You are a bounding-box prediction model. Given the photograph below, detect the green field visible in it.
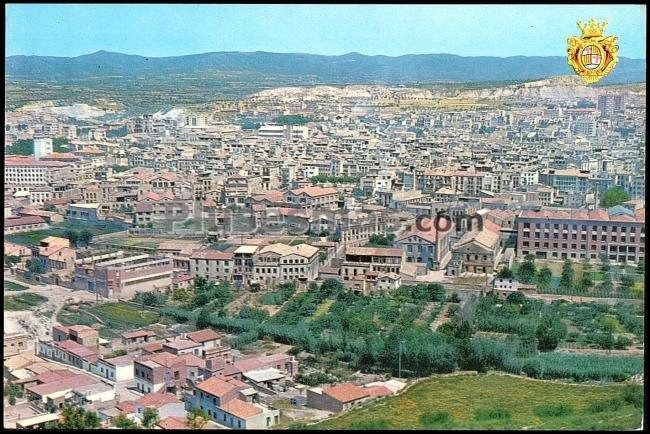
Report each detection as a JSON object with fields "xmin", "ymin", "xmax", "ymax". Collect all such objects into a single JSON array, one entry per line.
[
  {"xmin": 312, "ymin": 373, "xmax": 643, "ymax": 430},
  {"xmin": 57, "ymin": 301, "xmax": 160, "ymax": 339},
  {"xmin": 5, "ymin": 220, "xmax": 129, "ymax": 246},
  {"xmin": 5, "ymin": 293, "xmax": 47, "ymax": 310},
  {"xmin": 4, "ymin": 280, "xmax": 28, "ymax": 291}
]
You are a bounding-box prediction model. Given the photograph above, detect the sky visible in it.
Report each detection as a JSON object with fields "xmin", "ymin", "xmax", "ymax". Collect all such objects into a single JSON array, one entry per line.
[{"xmin": 5, "ymin": 4, "xmax": 647, "ymax": 59}]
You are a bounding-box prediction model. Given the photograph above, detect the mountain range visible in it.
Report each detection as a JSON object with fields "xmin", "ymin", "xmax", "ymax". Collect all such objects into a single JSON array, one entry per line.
[{"xmin": 5, "ymin": 50, "xmax": 646, "ymax": 84}]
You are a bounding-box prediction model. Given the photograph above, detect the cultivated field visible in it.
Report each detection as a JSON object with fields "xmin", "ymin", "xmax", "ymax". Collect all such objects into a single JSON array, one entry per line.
[{"xmin": 312, "ymin": 373, "xmax": 643, "ymax": 430}]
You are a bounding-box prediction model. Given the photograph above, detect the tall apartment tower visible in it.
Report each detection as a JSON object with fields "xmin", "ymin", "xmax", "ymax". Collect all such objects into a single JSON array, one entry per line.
[
  {"xmin": 33, "ymin": 137, "xmax": 53, "ymax": 160},
  {"xmin": 597, "ymin": 94, "xmax": 626, "ymax": 117}
]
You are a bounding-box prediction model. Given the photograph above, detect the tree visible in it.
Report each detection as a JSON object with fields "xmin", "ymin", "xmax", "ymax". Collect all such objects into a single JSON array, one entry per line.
[
  {"xmin": 4, "ymin": 254, "xmax": 21, "ymax": 267},
  {"xmin": 536, "ymin": 314, "xmax": 567, "ymax": 352},
  {"xmin": 619, "ymin": 274, "xmax": 635, "ymax": 292},
  {"xmin": 600, "ymin": 186, "xmax": 630, "ymax": 208},
  {"xmin": 195, "ymin": 307, "xmax": 213, "ymax": 329},
  {"xmin": 186, "ymin": 408, "xmax": 209, "ymax": 429},
  {"xmin": 560, "ymin": 260, "xmax": 574, "ymax": 289},
  {"xmin": 113, "ymin": 414, "xmax": 138, "ymax": 429},
  {"xmin": 57, "ymin": 405, "xmax": 101, "ymax": 429},
  {"xmin": 537, "ymin": 267, "xmax": 553, "ymax": 290},
  {"xmin": 496, "ymin": 267, "xmax": 514, "ymax": 279},
  {"xmin": 448, "ymin": 292, "xmax": 461, "ymax": 303},
  {"xmin": 141, "ymin": 408, "xmax": 159, "ymax": 428},
  {"xmin": 26, "ymin": 259, "xmax": 46, "ymax": 274},
  {"xmin": 64, "ymin": 229, "xmax": 80, "ymax": 247},
  {"xmin": 79, "ymin": 229, "xmax": 93, "ymax": 246},
  {"xmin": 580, "ymin": 274, "xmax": 594, "ymax": 289},
  {"xmin": 517, "ymin": 256, "xmax": 536, "ymax": 284},
  {"xmin": 599, "ymin": 253, "xmax": 610, "ymax": 273},
  {"xmin": 637, "ymin": 261, "xmax": 645, "ymax": 275}
]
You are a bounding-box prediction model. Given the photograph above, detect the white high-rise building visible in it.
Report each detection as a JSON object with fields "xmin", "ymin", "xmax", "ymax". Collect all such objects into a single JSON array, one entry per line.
[{"xmin": 33, "ymin": 138, "xmax": 53, "ymax": 160}]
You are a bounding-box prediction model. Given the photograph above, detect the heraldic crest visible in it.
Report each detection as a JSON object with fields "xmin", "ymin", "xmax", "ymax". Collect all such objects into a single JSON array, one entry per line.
[{"xmin": 567, "ymin": 19, "xmax": 619, "ymax": 84}]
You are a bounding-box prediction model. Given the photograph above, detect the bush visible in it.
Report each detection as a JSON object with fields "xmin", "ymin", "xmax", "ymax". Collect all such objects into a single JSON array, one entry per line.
[
  {"xmin": 350, "ymin": 419, "xmax": 390, "ymax": 430},
  {"xmin": 296, "ymin": 371, "xmax": 338, "ymax": 386},
  {"xmin": 534, "ymin": 404, "xmax": 573, "ymax": 418},
  {"xmin": 621, "ymin": 385, "xmax": 644, "ymax": 408},
  {"xmin": 420, "ymin": 411, "xmax": 452, "ymax": 426},
  {"xmin": 474, "ymin": 407, "xmax": 511, "ymax": 421},
  {"xmin": 589, "ymin": 397, "xmax": 624, "ymax": 413}
]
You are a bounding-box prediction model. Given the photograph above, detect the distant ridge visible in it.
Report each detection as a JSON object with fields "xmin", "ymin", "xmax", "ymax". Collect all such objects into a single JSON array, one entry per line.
[{"xmin": 5, "ymin": 50, "xmax": 646, "ymax": 84}]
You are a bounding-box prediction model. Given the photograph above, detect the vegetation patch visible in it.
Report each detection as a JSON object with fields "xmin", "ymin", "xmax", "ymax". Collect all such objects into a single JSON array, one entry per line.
[
  {"xmin": 4, "ymin": 292, "xmax": 47, "ymax": 310},
  {"xmin": 4, "ymin": 280, "xmax": 28, "ymax": 291},
  {"xmin": 312, "ymin": 373, "xmax": 643, "ymax": 430}
]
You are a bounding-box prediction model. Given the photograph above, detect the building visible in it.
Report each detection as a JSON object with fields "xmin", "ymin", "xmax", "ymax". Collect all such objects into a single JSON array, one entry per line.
[
  {"xmin": 67, "ymin": 203, "xmax": 103, "ymax": 221},
  {"xmin": 447, "ymin": 228, "xmax": 503, "ymax": 276},
  {"xmin": 252, "ymin": 243, "xmax": 320, "ymax": 286},
  {"xmin": 515, "ymin": 207, "xmax": 645, "ymax": 263},
  {"xmin": 340, "ymin": 247, "xmax": 404, "ymax": 281},
  {"xmin": 284, "ymin": 186, "xmax": 338, "ymax": 209},
  {"xmin": 134, "ymin": 352, "xmax": 187, "ymax": 394},
  {"xmin": 73, "ymin": 254, "xmax": 174, "ymax": 298},
  {"xmin": 92, "ymin": 354, "xmax": 135, "ymax": 382},
  {"xmin": 189, "ymin": 249, "xmax": 234, "ymax": 282},
  {"xmin": 306, "ymin": 382, "xmax": 371, "ymax": 413},
  {"xmin": 4, "ymin": 333, "xmax": 30, "ymax": 358},
  {"xmin": 187, "ymin": 375, "xmax": 280, "ymax": 429},
  {"xmin": 34, "ymin": 138, "xmax": 53, "ymax": 160},
  {"xmin": 493, "ymin": 277, "xmax": 519, "ymax": 299},
  {"xmin": 4, "ymin": 215, "xmax": 48, "ymax": 234},
  {"xmin": 4, "ymin": 156, "xmax": 73, "ymax": 186},
  {"xmin": 395, "ymin": 227, "xmax": 451, "ymax": 271}
]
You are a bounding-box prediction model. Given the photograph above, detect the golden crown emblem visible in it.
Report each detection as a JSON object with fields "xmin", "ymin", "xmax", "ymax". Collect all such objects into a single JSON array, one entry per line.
[
  {"xmin": 577, "ymin": 19, "xmax": 607, "ymax": 38},
  {"xmin": 567, "ymin": 18, "xmax": 619, "ymax": 84}
]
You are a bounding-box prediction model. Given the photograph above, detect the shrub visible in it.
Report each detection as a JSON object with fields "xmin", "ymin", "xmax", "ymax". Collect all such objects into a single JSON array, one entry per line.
[
  {"xmin": 296, "ymin": 372, "xmax": 338, "ymax": 387},
  {"xmin": 474, "ymin": 407, "xmax": 511, "ymax": 421},
  {"xmin": 589, "ymin": 397, "xmax": 624, "ymax": 413},
  {"xmin": 534, "ymin": 404, "xmax": 573, "ymax": 418},
  {"xmin": 621, "ymin": 385, "xmax": 644, "ymax": 408},
  {"xmin": 420, "ymin": 411, "xmax": 452, "ymax": 426}
]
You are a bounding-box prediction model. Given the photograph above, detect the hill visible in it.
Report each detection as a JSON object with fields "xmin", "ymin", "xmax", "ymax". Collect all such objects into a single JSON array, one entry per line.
[{"xmin": 6, "ymin": 50, "xmax": 646, "ymax": 84}]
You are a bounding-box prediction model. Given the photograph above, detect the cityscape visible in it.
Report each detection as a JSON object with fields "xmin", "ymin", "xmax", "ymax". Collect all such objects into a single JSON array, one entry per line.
[{"xmin": 3, "ymin": 4, "xmax": 645, "ymax": 430}]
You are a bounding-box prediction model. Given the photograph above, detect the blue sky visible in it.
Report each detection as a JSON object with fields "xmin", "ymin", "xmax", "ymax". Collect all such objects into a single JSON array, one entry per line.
[{"xmin": 5, "ymin": 4, "xmax": 646, "ymax": 58}]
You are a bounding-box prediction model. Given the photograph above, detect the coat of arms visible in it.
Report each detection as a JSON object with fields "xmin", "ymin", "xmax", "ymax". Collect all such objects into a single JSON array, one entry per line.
[{"xmin": 567, "ymin": 19, "xmax": 619, "ymax": 84}]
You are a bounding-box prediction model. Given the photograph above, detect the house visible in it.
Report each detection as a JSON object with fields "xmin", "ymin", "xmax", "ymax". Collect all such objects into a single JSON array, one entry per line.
[
  {"xmin": 340, "ymin": 247, "xmax": 404, "ymax": 282},
  {"xmin": 306, "ymin": 382, "xmax": 371, "ymax": 413},
  {"xmin": 25, "ymin": 372, "xmax": 108, "ymax": 410},
  {"xmin": 4, "ymin": 333, "xmax": 30, "ymax": 358},
  {"xmin": 493, "ymin": 277, "xmax": 519, "ymax": 300},
  {"xmin": 33, "ymin": 236, "xmax": 76, "ymax": 272},
  {"xmin": 447, "ymin": 228, "xmax": 502, "ymax": 276},
  {"xmin": 186, "ymin": 328, "xmax": 225, "ymax": 357},
  {"xmin": 92, "ymin": 354, "xmax": 135, "ymax": 382},
  {"xmin": 52, "ymin": 325, "xmax": 99, "ymax": 347},
  {"xmin": 395, "ymin": 226, "xmax": 452, "ymax": 271},
  {"xmin": 121, "ymin": 329, "xmax": 157, "ymax": 347},
  {"xmin": 162, "ymin": 338, "xmax": 203, "ymax": 356},
  {"xmin": 133, "ymin": 352, "xmax": 187, "ymax": 394},
  {"xmin": 187, "ymin": 376, "xmax": 279, "ymax": 429},
  {"xmin": 133, "ymin": 393, "xmax": 186, "ymax": 424}
]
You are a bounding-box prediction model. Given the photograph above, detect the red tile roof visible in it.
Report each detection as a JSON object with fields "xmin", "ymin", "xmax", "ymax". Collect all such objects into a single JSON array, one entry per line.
[
  {"xmin": 4, "ymin": 215, "xmax": 47, "ymax": 228},
  {"xmin": 221, "ymin": 399, "xmax": 263, "ymax": 419},
  {"xmin": 322, "ymin": 382, "xmax": 370, "ymax": 403},
  {"xmin": 157, "ymin": 416, "xmax": 189, "ymax": 429},
  {"xmin": 186, "ymin": 328, "xmax": 221, "ymax": 343},
  {"xmin": 196, "ymin": 376, "xmax": 244, "ymax": 398},
  {"xmin": 364, "ymin": 385, "xmax": 393, "ymax": 398},
  {"xmin": 190, "ymin": 249, "xmax": 234, "ymax": 260},
  {"xmin": 136, "ymin": 392, "xmax": 180, "ymax": 408}
]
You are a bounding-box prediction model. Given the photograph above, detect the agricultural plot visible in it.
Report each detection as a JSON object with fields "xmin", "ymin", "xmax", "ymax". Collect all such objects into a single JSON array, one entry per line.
[
  {"xmin": 57, "ymin": 301, "xmax": 160, "ymax": 339},
  {"xmin": 5, "ymin": 220, "xmax": 128, "ymax": 246},
  {"xmin": 4, "ymin": 280, "xmax": 28, "ymax": 291},
  {"xmin": 312, "ymin": 373, "xmax": 643, "ymax": 430},
  {"xmin": 4, "ymin": 293, "xmax": 47, "ymax": 310}
]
